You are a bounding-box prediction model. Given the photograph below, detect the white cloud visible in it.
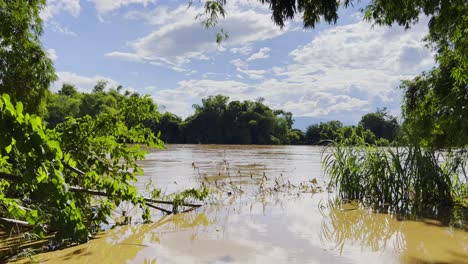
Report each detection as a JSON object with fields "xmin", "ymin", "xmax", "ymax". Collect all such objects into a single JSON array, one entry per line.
[
  {"xmin": 47, "ymin": 21, "xmax": 78, "ymax": 37},
  {"xmin": 108, "ymin": 3, "xmax": 285, "ymax": 69},
  {"xmin": 89, "ymin": 0, "xmax": 157, "ymax": 15},
  {"xmin": 53, "ymin": 72, "xmax": 119, "ymax": 93},
  {"xmin": 41, "ymin": 0, "xmax": 157, "ymax": 21},
  {"xmin": 41, "ymin": 0, "xmax": 81, "ymax": 21},
  {"xmin": 147, "ymin": 18, "xmax": 433, "ymax": 123},
  {"xmin": 230, "ymin": 45, "xmax": 253, "ymax": 55},
  {"xmin": 247, "ymin": 47, "xmax": 271, "ymax": 61},
  {"xmin": 47, "ymin": 49, "xmax": 58, "ymax": 61},
  {"xmin": 43, "ymin": 2, "xmax": 434, "ymax": 124},
  {"xmin": 230, "ymin": 59, "xmax": 266, "ymax": 80},
  {"xmin": 289, "ymin": 21, "xmax": 431, "ymax": 75}
]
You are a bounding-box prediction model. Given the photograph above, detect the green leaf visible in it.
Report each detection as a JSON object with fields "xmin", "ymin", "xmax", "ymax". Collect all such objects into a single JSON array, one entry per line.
[{"xmin": 37, "ymin": 167, "xmax": 48, "ymax": 183}]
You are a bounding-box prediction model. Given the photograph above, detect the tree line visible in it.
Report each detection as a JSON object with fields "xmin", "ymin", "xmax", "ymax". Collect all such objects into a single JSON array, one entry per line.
[{"xmin": 45, "ymin": 83, "xmax": 401, "ymax": 146}]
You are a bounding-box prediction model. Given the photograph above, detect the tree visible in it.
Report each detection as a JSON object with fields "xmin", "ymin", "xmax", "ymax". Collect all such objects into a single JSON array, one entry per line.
[
  {"xmin": 151, "ymin": 112, "xmax": 183, "ymax": 143},
  {"xmin": 304, "ymin": 120, "xmax": 343, "ymax": 145},
  {"xmin": 93, "ymin": 80, "xmax": 108, "ymax": 93},
  {"xmin": 202, "ymin": 1, "xmax": 466, "ymax": 32},
  {"xmin": 359, "ymin": 108, "xmax": 399, "ymax": 142},
  {"xmin": 399, "ymin": 3, "xmax": 468, "ymax": 148},
  {"xmin": 180, "ymin": 95, "xmax": 297, "ymax": 144},
  {"xmin": 0, "ymin": 0, "xmax": 56, "ymax": 115},
  {"xmin": 202, "ymin": 1, "xmax": 467, "ymax": 149},
  {"xmin": 0, "ymin": 92, "xmax": 210, "ymax": 250},
  {"xmin": 401, "ymin": 61, "xmax": 468, "ymax": 148},
  {"xmin": 45, "ymin": 92, "xmax": 81, "ymax": 128},
  {"xmin": 58, "ymin": 83, "xmax": 79, "ymax": 97}
]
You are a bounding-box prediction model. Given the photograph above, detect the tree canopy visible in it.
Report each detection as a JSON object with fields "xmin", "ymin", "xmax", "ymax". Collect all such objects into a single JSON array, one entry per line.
[
  {"xmin": 399, "ymin": 2, "xmax": 467, "ymax": 148},
  {"xmin": 0, "ymin": 0, "xmax": 56, "ymax": 115},
  {"xmin": 359, "ymin": 108, "xmax": 399, "ymax": 142}
]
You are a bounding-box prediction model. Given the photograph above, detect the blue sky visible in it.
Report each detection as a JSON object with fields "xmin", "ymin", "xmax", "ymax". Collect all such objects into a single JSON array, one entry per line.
[{"xmin": 41, "ymin": 0, "xmax": 434, "ymax": 130}]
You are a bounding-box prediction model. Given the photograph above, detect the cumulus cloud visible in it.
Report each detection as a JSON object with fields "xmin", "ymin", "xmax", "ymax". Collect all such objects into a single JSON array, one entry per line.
[
  {"xmin": 41, "ymin": 0, "xmax": 81, "ymax": 21},
  {"xmin": 149, "ymin": 18, "xmax": 433, "ymax": 123},
  {"xmin": 289, "ymin": 20, "xmax": 432, "ymax": 76},
  {"xmin": 230, "ymin": 45, "xmax": 254, "ymax": 55},
  {"xmin": 108, "ymin": 3, "xmax": 285, "ymax": 69},
  {"xmin": 282, "ymin": 18, "xmax": 433, "ymax": 102},
  {"xmin": 247, "ymin": 47, "xmax": 271, "ymax": 61},
  {"xmin": 43, "ymin": 1, "xmax": 434, "ymax": 124},
  {"xmin": 89, "ymin": 0, "xmax": 156, "ymax": 19},
  {"xmin": 41, "ymin": 0, "xmax": 158, "ymax": 21},
  {"xmin": 230, "ymin": 59, "xmax": 267, "ymax": 80}
]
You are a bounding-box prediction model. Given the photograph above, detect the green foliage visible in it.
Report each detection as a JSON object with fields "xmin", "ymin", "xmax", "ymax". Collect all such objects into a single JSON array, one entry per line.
[
  {"xmin": 359, "ymin": 108, "xmax": 399, "ymax": 142},
  {"xmin": 323, "ymin": 132, "xmax": 468, "ymax": 219},
  {"xmin": 165, "ymin": 187, "xmax": 209, "ymax": 213},
  {"xmin": 199, "ymin": 1, "xmax": 464, "ymax": 33},
  {"xmin": 156, "ymin": 95, "xmax": 297, "ymax": 145},
  {"xmin": 152, "ymin": 112, "xmax": 183, "ymax": 143},
  {"xmin": 146, "ymin": 95, "xmax": 399, "ymax": 146},
  {"xmin": 397, "ymin": 2, "xmax": 467, "ymax": 148},
  {"xmin": 304, "ymin": 121, "xmax": 382, "ymax": 145},
  {"xmin": 44, "ymin": 82, "xmax": 148, "ymax": 129},
  {"xmin": 401, "ymin": 60, "xmax": 468, "ymax": 148},
  {"xmin": 305, "ymin": 120, "xmax": 343, "ymax": 145},
  {"xmin": 58, "ymin": 84, "xmax": 79, "ymax": 97},
  {"xmin": 0, "ymin": 0, "xmax": 56, "ymax": 115},
  {"xmin": 45, "ymin": 92, "xmax": 81, "ymax": 128},
  {"xmin": 0, "ymin": 93, "xmax": 164, "ymax": 243}
]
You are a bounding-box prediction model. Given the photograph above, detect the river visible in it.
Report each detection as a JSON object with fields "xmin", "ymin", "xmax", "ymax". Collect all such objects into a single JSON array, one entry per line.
[{"xmin": 19, "ymin": 145, "xmax": 468, "ymax": 263}]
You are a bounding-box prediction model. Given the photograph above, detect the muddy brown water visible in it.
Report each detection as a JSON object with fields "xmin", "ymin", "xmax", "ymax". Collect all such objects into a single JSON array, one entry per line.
[{"xmin": 16, "ymin": 145, "xmax": 468, "ymax": 263}]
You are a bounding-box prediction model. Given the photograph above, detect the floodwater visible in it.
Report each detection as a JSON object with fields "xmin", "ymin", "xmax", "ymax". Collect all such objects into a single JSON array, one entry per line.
[{"xmin": 18, "ymin": 145, "xmax": 468, "ymax": 263}]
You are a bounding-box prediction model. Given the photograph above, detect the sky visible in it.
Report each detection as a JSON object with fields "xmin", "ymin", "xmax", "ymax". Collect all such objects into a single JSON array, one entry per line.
[{"xmin": 41, "ymin": 0, "xmax": 434, "ymax": 130}]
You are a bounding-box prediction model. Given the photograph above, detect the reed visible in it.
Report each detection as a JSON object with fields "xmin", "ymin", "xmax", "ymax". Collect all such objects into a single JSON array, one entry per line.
[{"xmin": 323, "ymin": 133, "xmax": 468, "ymax": 221}]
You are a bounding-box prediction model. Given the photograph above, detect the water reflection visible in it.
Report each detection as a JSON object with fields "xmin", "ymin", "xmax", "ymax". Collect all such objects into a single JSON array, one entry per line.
[
  {"xmin": 321, "ymin": 204, "xmax": 405, "ymax": 254},
  {"xmin": 320, "ymin": 203, "xmax": 468, "ymax": 264}
]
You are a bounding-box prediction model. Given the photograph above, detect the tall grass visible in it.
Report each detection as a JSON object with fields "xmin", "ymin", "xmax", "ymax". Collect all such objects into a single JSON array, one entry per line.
[{"xmin": 323, "ymin": 134, "xmax": 468, "ymax": 221}]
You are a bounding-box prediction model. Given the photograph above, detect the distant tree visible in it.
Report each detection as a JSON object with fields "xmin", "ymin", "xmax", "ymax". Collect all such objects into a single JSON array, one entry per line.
[
  {"xmin": 304, "ymin": 120, "xmax": 343, "ymax": 145},
  {"xmin": 93, "ymin": 80, "xmax": 108, "ymax": 93},
  {"xmin": 58, "ymin": 83, "xmax": 79, "ymax": 97},
  {"xmin": 182, "ymin": 95, "xmax": 296, "ymax": 144},
  {"xmin": 288, "ymin": 129, "xmax": 305, "ymax": 145},
  {"xmin": 305, "ymin": 124, "xmax": 321, "ymax": 145},
  {"xmin": 45, "ymin": 93, "xmax": 81, "ymax": 128},
  {"xmin": 359, "ymin": 108, "xmax": 399, "ymax": 142},
  {"xmin": 152, "ymin": 112, "xmax": 183, "ymax": 143}
]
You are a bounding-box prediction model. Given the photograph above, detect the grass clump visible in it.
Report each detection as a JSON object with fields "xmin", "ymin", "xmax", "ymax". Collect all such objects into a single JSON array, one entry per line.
[{"xmin": 323, "ymin": 130, "xmax": 468, "ymax": 222}]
